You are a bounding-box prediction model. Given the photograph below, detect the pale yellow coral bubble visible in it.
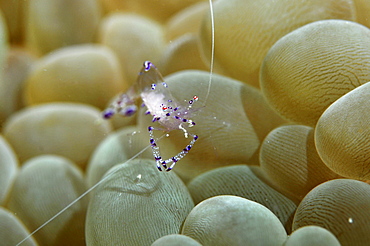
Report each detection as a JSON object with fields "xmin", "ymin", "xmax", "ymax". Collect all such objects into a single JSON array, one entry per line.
[
  {"xmin": 0, "ymin": 9, "xmax": 8, "ymax": 76},
  {"xmin": 86, "ymin": 159, "xmax": 194, "ymax": 246},
  {"xmin": 0, "ymin": 0, "xmax": 25, "ymax": 43},
  {"xmin": 200, "ymin": 0, "xmax": 356, "ymax": 87},
  {"xmin": 7, "ymin": 155, "xmax": 88, "ymax": 246},
  {"xmin": 260, "ymin": 125, "xmax": 341, "ymax": 202},
  {"xmin": 353, "ymin": 0, "xmax": 370, "ymax": 28},
  {"xmin": 0, "ymin": 48, "xmax": 35, "ymax": 125},
  {"xmin": 261, "ymin": 20, "xmax": 370, "ymax": 126},
  {"xmin": 100, "ymin": 0, "xmax": 205, "ymax": 23},
  {"xmin": 165, "ymin": 2, "xmax": 208, "ymax": 41},
  {"xmin": 25, "ymin": 0, "xmax": 101, "ymax": 55},
  {"xmin": 86, "ymin": 125, "xmax": 149, "ymax": 187},
  {"xmin": 187, "ymin": 165, "xmax": 297, "ymax": 232},
  {"xmin": 160, "ymin": 34, "xmax": 209, "ymax": 76},
  {"xmin": 99, "ymin": 13, "xmax": 165, "ymax": 84},
  {"xmin": 3, "ymin": 103, "xmax": 112, "ymax": 168},
  {"xmin": 285, "ymin": 226, "xmax": 340, "ymax": 246},
  {"xmin": 315, "ymin": 82, "xmax": 370, "ymax": 180},
  {"xmin": 24, "ymin": 44, "xmax": 126, "ymax": 109},
  {"xmin": 0, "ymin": 207, "xmax": 37, "ymax": 246},
  {"xmin": 293, "ymin": 179, "xmax": 370, "ymax": 246},
  {"xmin": 0, "ymin": 134, "xmax": 18, "ymax": 205},
  {"xmin": 182, "ymin": 195, "xmax": 287, "ymax": 246},
  {"xmin": 151, "ymin": 234, "xmax": 202, "ymax": 246}
]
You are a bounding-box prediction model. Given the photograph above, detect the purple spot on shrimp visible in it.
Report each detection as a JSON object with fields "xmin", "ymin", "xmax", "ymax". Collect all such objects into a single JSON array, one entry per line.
[
  {"xmin": 102, "ymin": 109, "xmax": 115, "ymax": 119},
  {"xmin": 144, "ymin": 61, "xmax": 152, "ymax": 71},
  {"xmin": 194, "ymin": 135, "xmax": 199, "ymax": 140}
]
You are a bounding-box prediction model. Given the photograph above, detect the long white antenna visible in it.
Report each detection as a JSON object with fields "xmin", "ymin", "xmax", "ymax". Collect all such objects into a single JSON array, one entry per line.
[
  {"xmin": 204, "ymin": 0, "xmax": 215, "ymax": 104},
  {"xmin": 16, "ymin": 144, "xmax": 151, "ymax": 246},
  {"xmin": 16, "ymin": 2, "xmax": 216, "ymax": 245}
]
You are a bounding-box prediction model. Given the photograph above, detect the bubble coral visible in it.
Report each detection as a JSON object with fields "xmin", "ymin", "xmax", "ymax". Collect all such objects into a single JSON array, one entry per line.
[
  {"xmin": 0, "ymin": 207, "xmax": 37, "ymax": 246},
  {"xmin": 86, "ymin": 126, "xmax": 148, "ymax": 187},
  {"xmin": 260, "ymin": 19, "xmax": 370, "ymax": 126},
  {"xmin": 7, "ymin": 155, "xmax": 88, "ymax": 246},
  {"xmin": 3, "ymin": 103, "xmax": 112, "ymax": 168},
  {"xmin": 259, "ymin": 125, "xmax": 341, "ymax": 202},
  {"xmin": 0, "ymin": 48, "xmax": 35, "ymax": 124},
  {"xmin": 187, "ymin": 165, "xmax": 297, "ymax": 232},
  {"xmin": 24, "ymin": 44, "xmax": 126, "ymax": 109},
  {"xmin": 200, "ymin": 0, "xmax": 356, "ymax": 87},
  {"xmin": 0, "ymin": 135, "xmax": 18, "ymax": 205},
  {"xmin": 100, "ymin": 0, "xmax": 204, "ymax": 23},
  {"xmin": 315, "ymin": 81, "xmax": 370, "ymax": 180},
  {"xmin": 151, "ymin": 234, "xmax": 202, "ymax": 246},
  {"xmin": 86, "ymin": 159, "xmax": 194, "ymax": 246},
  {"xmin": 99, "ymin": 13, "xmax": 165, "ymax": 84},
  {"xmin": 182, "ymin": 195, "xmax": 287, "ymax": 246},
  {"xmin": 293, "ymin": 179, "xmax": 370, "ymax": 246},
  {"xmin": 284, "ymin": 225, "xmax": 340, "ymax": 246},
  {"xmin": 25, "ymin": 0, "xmax": 101, "ymax": 55}
]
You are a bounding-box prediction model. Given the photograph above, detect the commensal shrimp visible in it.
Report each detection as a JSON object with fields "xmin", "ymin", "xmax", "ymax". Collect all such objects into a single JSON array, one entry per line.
[
  {"xmin": 15, "ymin": 1, "xmax": 215, "ymax": 245},
  {"xmin": 102, "ymin": 61, "xmax": 200, "ymax": 171}
]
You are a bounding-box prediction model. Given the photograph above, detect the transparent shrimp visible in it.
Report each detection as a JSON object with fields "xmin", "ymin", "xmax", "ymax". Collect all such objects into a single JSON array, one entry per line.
[
  {"xmin": 15, "ymin": 0, "xmax": 215, "ymax": 244},
  {"xmin": 103, "ymin": 61, "xmax": 200, "ymax": 171}
]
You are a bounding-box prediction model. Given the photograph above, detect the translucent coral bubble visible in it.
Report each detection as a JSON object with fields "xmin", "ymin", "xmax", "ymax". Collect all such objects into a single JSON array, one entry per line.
[
  {"xmin": 260, "ymin": 125, "xmax": 341, "ymax": 202},
  {"xmin": 0, "ymin": 134, "xmax": 18, "ymax": 205},
  {"xmin": 187, "ymin": 165, "xmax": 297, "ymax": 232},
  {"xmin": 23, "ymin": 44, "xmax": 126, "ymax": 109},
  {"xmin": 285, "ymin": 226, "xmax": 340, "ymax": 246},
  {"xmin": 353, "ymin": 0, "xmax": 370, "ymax": 28},
  {"xmin": 200, "ymin": 0, "xmax": 355, "ymax": 87},
  {"xmin": 7, "ymin": 155, "xmax": 88, "ymax": 246},
  {"xmin": 86, "ymin": 126, "xmax": 149, "ymax": 187},
  {"xmin": 0, "ymin": 0, "xmax": 25, "ymax": 43},
  {"xmin": 260, "ymin": 19, "xmax": 370, "ymax": 126},
  {"xmin": 315, "ymin": 82, "xmax": 370, "ymax": 180},
  {"xmin": 0, "ymin": 207, "xmax": 37, "ymax": 246},
  {"xmin": 3, "ymin": 103, "xmax": 112, "ymax": 168},
  {"xmin": 25, "ymin": 0, "xmax": 101, "ymax": 55},
  {"xmin": 182, "ymin": 195, "xmax": 287, "ymax": 246},
  {"xmin": 0, "ymin": 9, "xmax": 8, "ymax": 77},
  {"xmin": 151, "ymin": 234, "xmax": 202, "ymax": 246},
  {"xmin": 137, "ymin": 70, "xmax": 285, "ymax": 181},
  {"xmin": 100, "ymin": 0, "xmax": 204, "ymax": 23},
  {"xmin": 0, "ymin": 48, "xmax": 35, "ymax": 124},
  {"xmin": 99, "ymin": 13, "xmax": 165, "ymax": 85},
  {"xmin": 160, "ymin": 34, "xmax": 209, "ymax": 76},
  {"xmin": 293, "ymin": 179, "xmax": 370, "ymax": 246},
  {"xmin": 165, "ymin": 2, "xmax": 208, "ymax": 41},
  {"xmin": 85, "ymin": 159, "xmax": 194, "ymax": 246}
]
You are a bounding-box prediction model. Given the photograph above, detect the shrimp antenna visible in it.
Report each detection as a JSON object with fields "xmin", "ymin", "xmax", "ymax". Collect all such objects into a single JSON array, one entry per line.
[
  {"xmin": 204, "ymin": 0, "xmax": 215, "ymax": 105},
  {"xmin": 15, "ymin": 143, "xmax": 153, "ymax": 246}
]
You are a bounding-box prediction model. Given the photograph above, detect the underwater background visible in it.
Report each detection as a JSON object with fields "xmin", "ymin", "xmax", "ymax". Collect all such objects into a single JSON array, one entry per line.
[{"xmin": 0, "ymin": 0, "xmax": 369, "ymax": 245}]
